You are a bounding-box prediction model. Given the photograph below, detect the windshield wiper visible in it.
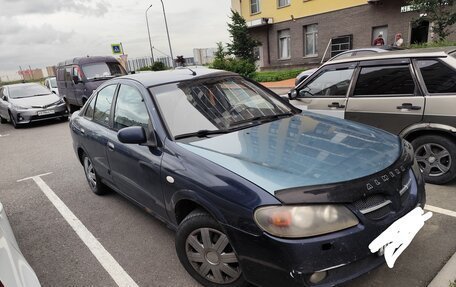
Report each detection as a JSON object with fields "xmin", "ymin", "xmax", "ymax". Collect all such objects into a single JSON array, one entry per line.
[
  {"xmin": 175, "ymin": 129, "xmax": 232, "ymax": 140},
  {"xmin": 90, "ymin": 76, "xmax": 114, "ymax": 80},
  {"xmin": 229, "ymin": 112, "xmax": 294, "ymax": 127}
]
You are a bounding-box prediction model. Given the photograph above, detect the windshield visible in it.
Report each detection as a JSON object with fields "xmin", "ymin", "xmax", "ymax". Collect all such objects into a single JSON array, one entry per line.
[
  {"xmin": 9, "ymin": 84, "xmax": 51, "ymax": 99},
  {"xmin": 151, "ymin": 77, "xmax": 293, "ymax": 138},
  {"xmin": 49, "ymin": 78, "xmax": 57, "ymax": 88},
  {"xmin": 82, "ymin": 62, "xmax": 126, "ymax": 80}
]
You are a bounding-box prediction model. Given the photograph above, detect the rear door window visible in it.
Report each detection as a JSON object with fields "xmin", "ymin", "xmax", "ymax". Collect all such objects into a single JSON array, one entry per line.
[
  {"xmin": 84, "ymin": 96, "xmax": 96, "ymax": 119},
  {"xmin": 93, "ymin": 85, "xmax": 117, "ymax": 126},
  {"xmin": 416, "ymin": 59, "xmax": 456, "ymax": 94},
  {"xmin": 353, "ymin": 65, "xmax": 415, "ymax": 96}
]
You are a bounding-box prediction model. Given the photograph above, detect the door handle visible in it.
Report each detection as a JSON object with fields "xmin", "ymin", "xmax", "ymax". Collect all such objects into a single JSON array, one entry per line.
[
  {"xmin": 396, "ymin": 103, "xmax": 421, "ymax": 110},
  {"xmin": 327, "ymin": 102, "xmax": 346, "ymax": 109},
  {"xmin": 107, "ymin": 142, "xmax": 115, "ymax": 151}
]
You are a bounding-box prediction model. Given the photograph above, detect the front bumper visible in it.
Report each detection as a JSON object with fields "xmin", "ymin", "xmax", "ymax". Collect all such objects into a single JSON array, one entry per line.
[
  {"xmin": 225, "ymin": 168, "xmax": 425, "ymax": 287},
  {"xmin": 12, "ymin": 103, "xmax": 68, "ymax": 124}
]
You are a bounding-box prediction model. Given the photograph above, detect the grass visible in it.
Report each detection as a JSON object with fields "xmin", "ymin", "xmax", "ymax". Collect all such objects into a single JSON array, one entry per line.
[
  {"xmin": 450, "ymin": 279, "xmax": 456, "ymax": 287},
  {"xmin": 251, "ymin": 69, "xmax": 303, "ymax": 82}
]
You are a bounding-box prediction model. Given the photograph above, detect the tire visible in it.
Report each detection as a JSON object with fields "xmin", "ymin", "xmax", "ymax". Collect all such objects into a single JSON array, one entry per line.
[
  {"xmin": 8, "ymin": 111, "xmax": 18, "ymax": 129},
  {"xmin": 0, "ymin": 115, "xmax": 6, "ymax": 124},
  {"xmin": 60, "ymin": 116, "xmax": 69, "ymax": 122},
  {"xmin": 175, "ymin": 210, "xmax": 247, "ymax": 287},
  {"xmin": 411, "ymin": 135, "xmax": 456, "ymax": 184},
  {"xmin": 82, "ymin": 153, "xmax": 108, "ymax": 195}
]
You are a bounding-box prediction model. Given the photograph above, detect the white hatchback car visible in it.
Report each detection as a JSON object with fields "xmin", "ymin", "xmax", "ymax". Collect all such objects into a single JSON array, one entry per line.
[{"xmin": 0, "ymin": 201, "xmax": 40, "ymax": 287}]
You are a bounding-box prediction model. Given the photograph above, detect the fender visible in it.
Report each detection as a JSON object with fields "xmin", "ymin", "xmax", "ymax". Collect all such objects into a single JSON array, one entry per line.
[
  {"xmin": 170, "ymin": 189, "xmax": 229, "ymax": 226},
  {"xmin": 400, "ymin": 123, "xmax": 456, "ymax": 139}
]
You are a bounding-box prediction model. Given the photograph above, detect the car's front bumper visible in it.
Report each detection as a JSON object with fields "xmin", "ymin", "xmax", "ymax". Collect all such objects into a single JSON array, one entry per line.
[
  {"xmin": 225, "ymin": 168, "xmax": 426, "ymax": 287},
  {"xmin": 12, "ymin": 103, "xmax": 68, "ymax": 124}
]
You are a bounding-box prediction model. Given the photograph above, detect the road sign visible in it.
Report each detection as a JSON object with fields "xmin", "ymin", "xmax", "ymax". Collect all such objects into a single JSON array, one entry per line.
[{"xmin": 111, "ymin": 43, "xmax": 122, "ymax": 55}]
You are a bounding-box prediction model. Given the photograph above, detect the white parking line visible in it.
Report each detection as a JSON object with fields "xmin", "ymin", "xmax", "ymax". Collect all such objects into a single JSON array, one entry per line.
[
  {"xmin": 0, "ymin": 134, "xmax": 10, "ymax": 137},
  {"xmin": 17, "ymin": 172, "xmax": 138, "ymax": 287},
  {"xmin": 425, "ymin": 205, "xmax": 456, "ymax": 218}
]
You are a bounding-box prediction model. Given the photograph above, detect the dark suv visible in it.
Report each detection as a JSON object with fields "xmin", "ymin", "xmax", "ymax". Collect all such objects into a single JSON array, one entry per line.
[
  {"xmin": 56, "ymin": 56, "xmax": 127, "ymax": 112},
  {"xmin": 289, "ymin": 47, "xmax": 456, "ymax": 184}
]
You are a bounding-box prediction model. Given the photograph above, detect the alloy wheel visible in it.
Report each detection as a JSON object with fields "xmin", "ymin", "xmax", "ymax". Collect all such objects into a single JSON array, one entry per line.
[
  {"xmin": 415, "ymin": 143, "xmax": 451, "ymax": 177},
  {"xmin": 83, "ymin": 157, "xmax": 97, "ymax": 189},
  {"xmin": 185, "ymin": 227, "xmax": 241, "ymax": 284}
]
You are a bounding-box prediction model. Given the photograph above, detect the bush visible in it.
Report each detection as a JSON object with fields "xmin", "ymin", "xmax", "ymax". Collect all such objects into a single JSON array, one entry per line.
[
  {"xmin": 137, "ymin": 61, "xmax": 167, "ymax": 72},
  {"xmin": 211, "ymin": 58, "xmax": 256, "ymax": 78},
  {"xmin": 251, "ymin": 69, "xmax": 303, "ymax": 82}
]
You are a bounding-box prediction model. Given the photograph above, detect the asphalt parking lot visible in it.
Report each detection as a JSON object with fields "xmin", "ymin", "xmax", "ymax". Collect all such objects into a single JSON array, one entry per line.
[{"xmin": 0, "ymin": 120, "xmax": 455, "ymax": 287}]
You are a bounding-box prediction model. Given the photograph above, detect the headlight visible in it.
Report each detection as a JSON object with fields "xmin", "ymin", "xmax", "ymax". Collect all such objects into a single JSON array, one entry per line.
[{"xmin": 254, "ymin": 205, "xmax": 359, "ymax": 238}]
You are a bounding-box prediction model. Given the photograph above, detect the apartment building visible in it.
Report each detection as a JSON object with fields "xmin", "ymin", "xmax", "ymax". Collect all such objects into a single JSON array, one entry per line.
[{"xmin": 231, "ymin": 0, "xmax": 454, "ymax": 69}]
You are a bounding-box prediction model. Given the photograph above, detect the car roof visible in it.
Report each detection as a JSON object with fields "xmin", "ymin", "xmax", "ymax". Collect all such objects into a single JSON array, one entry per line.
[
  {"xmin": 3, "ymin": 82, "xmax": 42, "ymax": 88},
  {"xmin": 57, "ymin": 56, "xmax": 119, "ymax": 67},
  {"xmin": 326, "ymin": 46, "xmax": 456, "ymax": 66},
  {"xmin": 117, "ymin": 67, "xmax": 239, "ymax": 87}
]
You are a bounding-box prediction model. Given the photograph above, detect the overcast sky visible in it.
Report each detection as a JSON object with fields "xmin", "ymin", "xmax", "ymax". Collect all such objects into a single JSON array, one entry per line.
[{"xmin": 0, "ymin": 0, "xmax": 232, "ymax": 80}]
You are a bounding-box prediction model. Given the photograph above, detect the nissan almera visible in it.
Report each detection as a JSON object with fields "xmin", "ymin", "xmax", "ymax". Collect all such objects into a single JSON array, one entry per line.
[{"xmin": 69, "ymin": 68, "xmax": 429, "ymax": 287}]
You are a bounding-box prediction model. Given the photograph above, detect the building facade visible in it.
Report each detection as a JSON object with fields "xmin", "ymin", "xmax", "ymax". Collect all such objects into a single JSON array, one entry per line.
[{"xmin": 231, "ymin": 0, "xmax": 455, "ymax": 69}]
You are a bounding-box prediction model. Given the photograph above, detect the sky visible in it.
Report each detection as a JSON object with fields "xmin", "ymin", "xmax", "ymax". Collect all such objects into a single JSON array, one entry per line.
[{"xmin": 0, "ymin": 0, "xmax": 232, "ymax": 80}]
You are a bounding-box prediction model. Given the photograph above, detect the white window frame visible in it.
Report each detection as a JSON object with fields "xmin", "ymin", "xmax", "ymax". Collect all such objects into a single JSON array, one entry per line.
[
  {"xmin": 278, "ymin": 0, "xmax": 290, "ymax": 8},
  {"xmin": 250, "ymin": 0, "xmax": 260, "ymax": 14},
  {"xmin": 278, "ymin": 29, "xmax": 291, "ymax": 60},
  {"xmin": 304, "ymin": 24, "xmax": 318, "ymax": 57}
]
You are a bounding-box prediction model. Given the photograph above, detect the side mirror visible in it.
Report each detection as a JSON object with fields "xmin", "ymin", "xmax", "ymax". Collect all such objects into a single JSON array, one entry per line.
[
  {"xmin": 288, "ymin": 89, "xmax": 298, "ymax": 100},
  {"xmin": 117, "ymin": 126, "xmax": 157, "ymax": 147},
  {"xmin": 72, "ymin": 76, "xmax": 81, "ymax": 84},
  {"xmin": 118, "ymin": 126, "xmax": 147, "ymax": 144},
  {"xmin": 280, "ymin": 95, "xmax": 290, "ymax": 103},
  {"xmin": 1, "ymin": 95, "xmax": 7, "ymax": 101}
]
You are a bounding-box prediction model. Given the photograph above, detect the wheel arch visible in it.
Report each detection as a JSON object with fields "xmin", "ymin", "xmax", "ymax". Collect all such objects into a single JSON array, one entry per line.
[
  {"xmin": 401, "ymin": 123, "xmax": 456, "ymax": 143},
  {"xmin": 172, "ymin": 192, "xmax": 227, "ymax": 227}
]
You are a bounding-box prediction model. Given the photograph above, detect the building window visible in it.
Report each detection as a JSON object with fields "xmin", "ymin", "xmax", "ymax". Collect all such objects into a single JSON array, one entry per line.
[
  {"xmin": 330, "ymin": 35, "xmax": 352, "ymax": 58},
  {"xmin": 250, "ymin": 0, "xmax": 260, "ymax": 14},
  {"xmin": 278, "ymin": 29, "xmax": 291, "ymax": 59},
  {"xmin": 278, "ymin": 0, "xmax": 290, "ymax": 8},
  {"xmin": 304, "ymin": 24, "xmax": 318, "ymax": 56}
]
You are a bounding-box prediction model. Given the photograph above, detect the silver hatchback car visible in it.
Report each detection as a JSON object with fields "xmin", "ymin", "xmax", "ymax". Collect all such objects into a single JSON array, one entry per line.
[
  {"xmin": 289, "ymin": 47, "xmax": 456, "ymax": 184},
  {"xmin": 0, "ymin": 83, "xmax": 68, "ymax": 128}
]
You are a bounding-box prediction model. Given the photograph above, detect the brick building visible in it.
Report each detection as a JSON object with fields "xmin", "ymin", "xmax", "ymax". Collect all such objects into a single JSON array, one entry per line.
[{"xmin": 231, "ymin": 0, "xmax": 456, "ymax": 70}]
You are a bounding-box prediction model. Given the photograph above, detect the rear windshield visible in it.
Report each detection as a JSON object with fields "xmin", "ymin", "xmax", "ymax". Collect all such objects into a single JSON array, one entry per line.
[
  {"xmin": 82, "ymin": 62, "xmax": 126, "ymax": 80},
  {"xmin": 9, "ymin": 84, "xmax": 51, "ymax": 99}
]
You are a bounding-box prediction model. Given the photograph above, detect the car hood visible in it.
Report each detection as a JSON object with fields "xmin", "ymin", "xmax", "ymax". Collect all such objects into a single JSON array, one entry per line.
[
  {"xmin": 179, "ymin": 113, "xmax": 401, "ymax": 195},
  {"xmin": 10, "ymin": 94, "xmax": 60, "ymax": 108}
]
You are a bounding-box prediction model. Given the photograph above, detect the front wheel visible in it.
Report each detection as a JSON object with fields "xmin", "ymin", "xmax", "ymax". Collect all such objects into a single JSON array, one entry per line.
[
  {"xmin": 0, "ymin": 115, "xmax": 7, "ymax": 124},
  {"xmin": 411, "ymin": 135, "xmax": 456, "ymax": 184},
  {"xmin": 175, "ymin": 210, "xmax": 247, "ymax": 287},
  {"xmin": 9, "ymin": 112, "xmax": 18, "ymax": 128}
]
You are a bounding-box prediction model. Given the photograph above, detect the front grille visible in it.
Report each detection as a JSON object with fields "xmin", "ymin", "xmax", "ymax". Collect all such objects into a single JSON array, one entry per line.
[{"xmin": 352, "ymin": 169, "xmax": 412, "ymax": 221}]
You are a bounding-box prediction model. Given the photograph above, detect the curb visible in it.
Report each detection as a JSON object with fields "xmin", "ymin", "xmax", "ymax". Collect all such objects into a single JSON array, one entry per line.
[{"xmin": 428, "ymin": 251, "xmax": 456, "ymax": 287}]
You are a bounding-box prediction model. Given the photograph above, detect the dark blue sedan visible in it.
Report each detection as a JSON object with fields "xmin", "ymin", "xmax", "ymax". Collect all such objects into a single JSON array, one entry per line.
[{"xmin": 70, "ymin": 68, "xmax": 427, "ymax": 287}]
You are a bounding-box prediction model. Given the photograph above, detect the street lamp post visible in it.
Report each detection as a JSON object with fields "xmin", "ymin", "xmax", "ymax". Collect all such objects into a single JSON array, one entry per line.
[
  {"xmin": 145, "ymin": 4, "xmax": 155, "ymax": 65},
  {"xmin": 159, "ymin": 0, "xmax": 174, "ymax": 68}
]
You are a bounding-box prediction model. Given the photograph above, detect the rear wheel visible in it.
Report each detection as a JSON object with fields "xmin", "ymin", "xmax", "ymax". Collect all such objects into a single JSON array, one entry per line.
[
  {"xmin": 411, "ymin": 135, "xmax": 456, "ymax": 184},
  {"xmin": 0, "ymin": 115, "xmax": 6, "ymax": 124},
  {"xmin": 82, "ymin": 153, "xmax": 108, "ymax": 195},
  {"xmin": 175, "ymin": 210, "xmax": 247, "ymax": 287}
]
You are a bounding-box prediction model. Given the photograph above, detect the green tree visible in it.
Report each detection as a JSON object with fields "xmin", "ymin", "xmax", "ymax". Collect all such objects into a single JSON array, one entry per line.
[
  {"xmin": 408, "ymin": 0, "xmax": 456, "ymax": 41},
  {"xmin": 226, "ymin": 10, "xmax": 260, "ymax": 62}
]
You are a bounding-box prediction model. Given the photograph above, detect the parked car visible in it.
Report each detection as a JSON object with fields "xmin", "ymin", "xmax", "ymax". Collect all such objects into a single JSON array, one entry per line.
[
  {"xmin": 56, "ymin": 56, "xmax": 127, "ymax": 113},
  {"xmin": 44, "ymin": 76, "xmax": 59, "ymax": 95},
  {"xmin": 0, "ymin": 200, "xmax": 41, "ymax": 287},
  {"xmin": 70, "ymin": 68, "xmax": 427, "ymax": 287},
  {"xmin": 0, "ymin": 83, "xmax": 68, "ymax": 128},
  {"xmin": 295, "ymin": 46, "xmax": 401, "ymax": 85},
  {"xmin": 289, "ymin": 47, "xmax": 456, "ymax": 184}
]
